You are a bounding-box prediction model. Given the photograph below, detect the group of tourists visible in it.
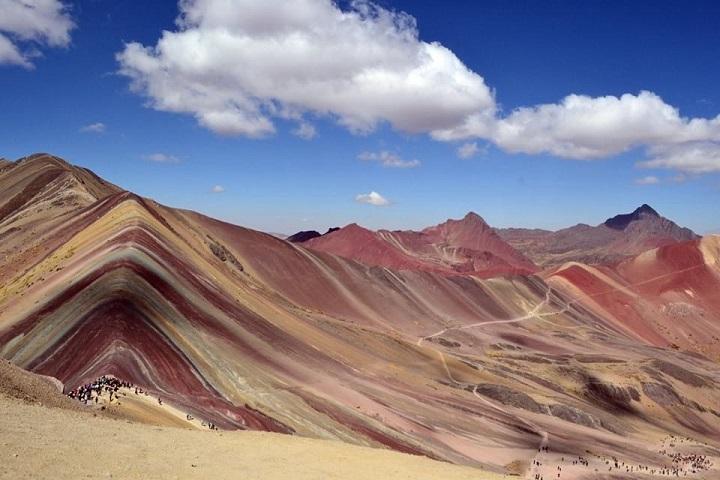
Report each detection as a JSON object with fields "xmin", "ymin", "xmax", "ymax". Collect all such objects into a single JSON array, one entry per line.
[
  {"xmin": 658, "ymin": 435, "xmax": 713, "ymax": 476},
  {"xmin": 66, "ymin": 375, "xmax": 220, "ymax": 432},
  {"xmin": 66, "ymin": 375, "xmax": 134, "ymax": 404},
  {"xmin": 530, "ymin": 435, "xmax": 713, "ymax": 480}
]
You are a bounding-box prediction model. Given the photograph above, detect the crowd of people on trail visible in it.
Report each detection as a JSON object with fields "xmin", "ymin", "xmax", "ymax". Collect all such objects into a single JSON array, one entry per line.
[
  {"xmin": 657, "ymin": 435, "xmax": 713, "ymax": 476},
  {"xmin": 580, "ymin": 447, "xmax": 713, "ymax": 478},
  {"xmin": 530, "ymin": 435, "xmax": 713, "ymax": 480},
  {"xmin": 66, "ymin": 376, "xmax": 134, "ymax": 405},
  {"xmin": 666, "ymin": 452, "xmax": 712, "ymax": 474},
  {"xmin": 65, "ymin": 375, "xmax": 220, "ymax": 431}
]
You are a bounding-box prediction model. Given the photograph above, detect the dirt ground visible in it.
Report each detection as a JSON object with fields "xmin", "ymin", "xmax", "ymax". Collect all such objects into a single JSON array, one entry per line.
[
  {"xmin": 0, "ymin": 358, "xmax": 506, "ymax": 480},
  {"xmin": 0, "ymin": 394, "xmax": 506, "ymax": 480}
]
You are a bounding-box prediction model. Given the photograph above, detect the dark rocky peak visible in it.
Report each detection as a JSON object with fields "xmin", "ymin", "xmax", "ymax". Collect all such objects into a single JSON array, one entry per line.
[
  {"xmin": 287, "ymin": 230, "xmax": 321, "ymax": 243},
  {"xmin": 288, "ymin": 226, "xmax": 350, "ymax": 243},
  {"xmin": 604, "ymin": 204, "xmax": 660, "ymax": 230}
]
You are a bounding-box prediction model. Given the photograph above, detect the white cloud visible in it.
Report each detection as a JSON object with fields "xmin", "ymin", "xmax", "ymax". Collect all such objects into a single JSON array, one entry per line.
[
  {"xmin": 634, "ymin": 175, "xmax": 660, "ymax": 185},
  {"xmin": 117, "ymin": 0, "xmax": 494, "ymax": 138},
  {"xmin": 355, "ymin": 190, "xmax": 389, "ymax": 206},
  {"xmin": 211, "ymin": 185, "xmax": 225, "ymax": 193},
  {"xmin": 435, "ymin": 91, "xmax": 720, "ymax": 160},
  {"xmin": 115, "ymin": 0, "xmax": 720, "ymax": 177},
  {"xmin": 358, "ymin": 150, "xmax": 419, "ymax": 168},
  {"xmin": 80, "ymin": 122, "xmax": 106, "ymax": 134},
  {"xmin": 292, "ymin": 122, "xmax": 317, "ymax": 140},
  {"xmin": 456, "ymin": 141, "xmax": 481, "ymax": 159},
  {"xmin": 144, "ymin": 153, "xmax": 180, "ymax": 163},
  {"xmin": 0, "ymin": 0, "xmax": 74, "ymax": 68},
  {"xmin": 0, "ymin": 33, "xmax": 30, "ymax": 67},
  {"xmin": 638, "ymin": 142, "xmax": 720, "ymax": 174}
]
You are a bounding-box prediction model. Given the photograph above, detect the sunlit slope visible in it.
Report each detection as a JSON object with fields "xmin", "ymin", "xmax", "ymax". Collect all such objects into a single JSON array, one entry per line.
[{"xmin": 547, "ymin": 236, "xmax": 720, "ymax": 359}]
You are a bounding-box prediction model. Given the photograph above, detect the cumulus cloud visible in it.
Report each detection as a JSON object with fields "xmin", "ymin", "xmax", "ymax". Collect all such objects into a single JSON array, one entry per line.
[
  {"xmin": 144, "ymin": 153, "xmax": 180, "ymax": 163},
  {"xmin": 435, "ymin": 91, "xmax": 720, "ymax": 160},
  {"xmin": 634, "ymin": 175, "xmax": 660, "ymax": 185},
  {"xmin": 0, "ymin": 33, "xmax": 29, "ymax": 67},
  {"xmin": 358, "ymin": 150, "xmax": 419, "ymax": 168},
  {"xmin": 638, "ymin": 142, "xmax": 720, "ymax": 174},
  {"xmin": 115, "ymin": 0, "xmax": 720, "ymax": 177},
  {"xmin": 355, "ymin": 190, "xmax": 389, "ymax": 206},
  {"xmin": 211, "ymin": 185, "xmax": 225, "ymax": 193},
  {"xmin": 0, "ymin": 0, "xmax": 74, "ymax": 68},
  {"xmin": 456, "ymin": 142, "xmax": 482, "ymax": 159},
  {"xmin": 80, "ymin": 122, "xmax": 106, "ymax": 134},
  {"xmin": 117, "ymin": 0, "xmax": 494, "ymax": 138},
  {"xmin": 292, "ymin": 122, "xmax": 317, "ymax": 140}
]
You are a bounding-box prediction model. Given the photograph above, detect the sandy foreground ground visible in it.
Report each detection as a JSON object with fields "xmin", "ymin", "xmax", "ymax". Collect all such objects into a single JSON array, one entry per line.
[
  {"xmin": 2, "ymin": 359, "xmax": 719, "ymax": 480},
  {"xmin": 0, "ymin": 394, "xmax": 504, "ymax": 480}
]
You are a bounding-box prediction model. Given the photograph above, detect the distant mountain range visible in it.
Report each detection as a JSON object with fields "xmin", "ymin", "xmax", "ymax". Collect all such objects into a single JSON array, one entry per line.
[
  {"xmin": 301, "ymin": 212, "xmax": 537, "ymax": 278},
  {"xmin": 290, "ymin": 204, "xmax": 698, "ymax": 274},
  {"xmin": 496, "ymin": 204, "xmax": 698, "ymax": 267}
]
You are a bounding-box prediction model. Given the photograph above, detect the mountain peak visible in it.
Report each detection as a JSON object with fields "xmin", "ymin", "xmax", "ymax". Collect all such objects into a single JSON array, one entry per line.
[
  {"xmin": 456, "ymin": 211, "xmax": 492, "ymax": 231},
  {"xmin": 432, "ymin": 211, "xmax": 490, "ymax": 230},
  {"xmin": 286, "ymin": 230, "xmax": 321, "ymax": 243},
  {"xmin": 461, "ymin": 211, "xmax": 489, "ymax": 224},
  {"xmin": 17, "ymin": 153, "xmax": 71, "ymax": 169},
  {"xmin": 604, "ymin": 204, "xmax": 660, "ymax": 230},
  {"xmin": 634, "ymin": 204, "xmax": 659, "ymax": 217},
  {"xmin": 421, "ymin": 212, "xmax": 492, "ymax": 237},
  {"xmin": 327, "ymin": 223, "xmax": 375, "ymax": 238}
]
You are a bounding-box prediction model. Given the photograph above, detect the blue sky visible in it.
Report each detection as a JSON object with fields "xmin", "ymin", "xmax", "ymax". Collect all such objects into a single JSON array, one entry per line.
[{"xmin": 1, "ymin": 0, "xmax": 719, "ymax": 234}]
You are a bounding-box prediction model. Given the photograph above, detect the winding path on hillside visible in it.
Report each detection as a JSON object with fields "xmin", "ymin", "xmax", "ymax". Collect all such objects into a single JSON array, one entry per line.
[
  {"xmin": 413, "ymin": 259, "xmax": 714, "ymax": 479},
  {"xmin": 411, "ymin": 285, "xmax": 554, "ymax": 478}
]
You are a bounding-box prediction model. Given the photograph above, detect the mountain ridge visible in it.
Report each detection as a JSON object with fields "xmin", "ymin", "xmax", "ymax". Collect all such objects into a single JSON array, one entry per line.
[
  {"xmin": 497, "ymin": 204, "xmax": 698, "ymax": 267},
  {"xmin": 303, "ymin": 211, "xmax": 537, "ymax": 278}
]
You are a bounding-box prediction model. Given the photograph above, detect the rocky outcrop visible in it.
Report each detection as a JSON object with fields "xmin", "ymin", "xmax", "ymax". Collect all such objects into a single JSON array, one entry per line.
[
  {"xmin": 642, "ymin": 382, "xmax": 683, "ymax": 407},
  {"xmin": 206, "ymin": 235, "xmax": 244, "ymax": 271},
  {"xmin": 584, "ymin": 379, "xmax": 639, "ymax": 412},
  {"xmin": 287, "ymin": 230, "xmax": 321, "ymax": 243},
  {"xmin": 471, "ymin": 384, "xmax": 546, "ymax": 414},
  {"xmin": 650, "ymin": 360, "xmax": 711, "ymax": 388},
  {"xmin": 549, "ymin": 404, "xmax": 602, "ymax": 429}
]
